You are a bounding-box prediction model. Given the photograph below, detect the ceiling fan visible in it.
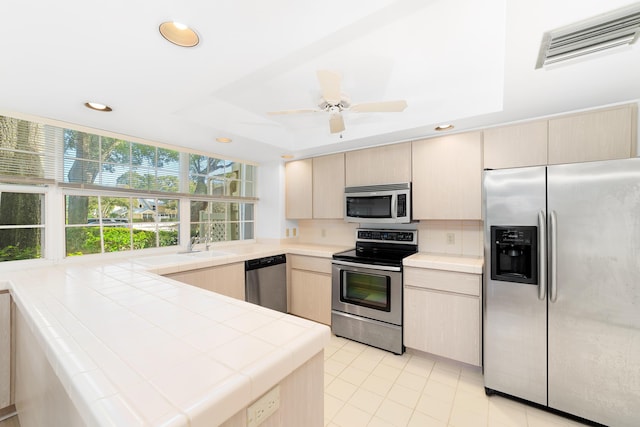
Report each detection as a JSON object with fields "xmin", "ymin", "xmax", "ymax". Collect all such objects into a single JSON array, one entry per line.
[{"xmin": 267, "ymin": 70, "xmax": 408, "ymax": 134}]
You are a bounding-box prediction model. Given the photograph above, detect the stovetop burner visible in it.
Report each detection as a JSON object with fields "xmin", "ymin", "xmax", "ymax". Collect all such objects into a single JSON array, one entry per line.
[{"xmin": 333, "ymin": 228, "xmax": 418, "ymax": 267}]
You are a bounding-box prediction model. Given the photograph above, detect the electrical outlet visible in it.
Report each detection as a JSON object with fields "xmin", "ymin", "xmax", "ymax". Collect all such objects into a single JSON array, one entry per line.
[
  {"xmin": 247, "ymin": 386, "xmax": 280, "ymax": 427},
  {"xmin": 285, "ymin": 228, "xmax": 289, "ymax": 238},
  {"xmin": 321, "ymin": 228, "xmax": 326, "ymax": 238},
  {"xmin": 446, "ymin": 233, "xmax": 455, "ymax": 245},
  {"xmin": 293, "ymin": 227, "xmax": 297, "ymax": 237}
]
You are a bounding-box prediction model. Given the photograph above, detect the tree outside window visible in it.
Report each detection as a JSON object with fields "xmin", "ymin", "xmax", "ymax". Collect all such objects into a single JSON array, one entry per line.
[
  {"xmin": 0, "ymin": 117, "xmax": 46, "ymax": 261},
  {"xmin": 1, "ymin": 114, "xmax": 256, "ymax": 261}
]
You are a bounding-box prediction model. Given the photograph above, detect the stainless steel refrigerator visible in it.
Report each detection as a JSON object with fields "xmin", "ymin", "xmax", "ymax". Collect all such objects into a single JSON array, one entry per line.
[{"xmin": 483, "ymin": 158, "xmax": 640, "ymax": 427}]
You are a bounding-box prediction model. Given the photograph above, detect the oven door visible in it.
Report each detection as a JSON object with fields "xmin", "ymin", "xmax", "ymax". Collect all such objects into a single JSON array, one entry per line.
[{"xmin": 331, "ymin": 260, "xmax": 402, "ymax": 325}]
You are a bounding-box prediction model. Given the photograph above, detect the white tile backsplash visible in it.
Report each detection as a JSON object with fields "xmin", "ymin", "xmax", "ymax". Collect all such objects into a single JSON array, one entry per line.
[
  {"xmin": 297, "ymin": 219, "xmax": 484, "ymax": 257},
  {"xmin": 297, "ymin": 219, "xmax": 358, "ymax": 246},
  {"xmin": 417, "ymin": 220, "xmax": 483, "ymax": 257}
]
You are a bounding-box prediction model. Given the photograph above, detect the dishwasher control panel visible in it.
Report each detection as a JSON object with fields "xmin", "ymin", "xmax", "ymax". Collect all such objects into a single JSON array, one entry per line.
[{"xmin": 245, "ymin": 254, "xmax": 286, "ymax": 270}]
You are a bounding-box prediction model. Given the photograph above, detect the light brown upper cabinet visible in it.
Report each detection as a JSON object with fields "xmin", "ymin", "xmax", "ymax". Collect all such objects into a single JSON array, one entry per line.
[
  {"xmin": 484, "ymin": 104, "xmax": 638, "ymax": 170},
  {"xmin": 412, "ymin": 131, "xmax": 482, "ymax": 220},
  {"xmin": 345, "ymin": 142, "xmax": 411, "ymax": 187},
  {"xmin": 484, "ymin": 120, "xmax": 548, "ymax": 169},
  {"xmin": 312, "ymin": 153, "xmax": 345, "ymax": 219},
  {"xmin": 285, "ymin": 159, "xmax": 313, "ymax": 219},
  {"xmin": 548, "ymin": 104, "xmax": 637, "ymax": 165}
]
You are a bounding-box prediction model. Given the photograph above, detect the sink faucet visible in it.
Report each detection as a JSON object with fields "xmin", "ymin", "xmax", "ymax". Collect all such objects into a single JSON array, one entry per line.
[{"xmin": 187, "ymin": 235, "xmax": 199, "ymax": 252}]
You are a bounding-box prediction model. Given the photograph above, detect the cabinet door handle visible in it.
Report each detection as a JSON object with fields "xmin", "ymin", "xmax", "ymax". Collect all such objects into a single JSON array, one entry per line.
[
  {"xmin": 538, "ymin": 210, "xmax": 546, "ymax": 301},
  {"xmin": 549, "ymin": 210, "xmax": 558, "ymax": 303}
]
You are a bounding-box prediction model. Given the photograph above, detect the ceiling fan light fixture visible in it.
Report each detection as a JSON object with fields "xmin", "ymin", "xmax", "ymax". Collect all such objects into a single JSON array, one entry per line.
[
  {"xmin": 216, "ymin": 137, "xmax": 232, "ymax": 143},
  {"xmin": 159, "ymin": 21, "xmax": 200, "ymax": 47},
  {"xmin": 84, "ymin": 102, "xmax": 112, "ymax": 112},
  {"xmin": 266, "ymin": 70, "xmax": 408, "ymax": 134},
  {"xmin": 435, "ymin": 124, "xmax": 454, "ymax": 131}
]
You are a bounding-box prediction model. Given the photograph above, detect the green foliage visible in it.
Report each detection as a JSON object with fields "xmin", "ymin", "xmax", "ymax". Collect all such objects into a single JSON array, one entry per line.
[
  {"xmin": 159, "ymin": 230, "xmax": 178, "ymax": 247},
  {"xmin": 0, "ymin": 245, "xmax": 41, "ymax": 261},
  {"xmin": 65, "ymin": 226, "xmax": 178, "ymax": 255},
  {"xmin": 102, "ymin": 227, "xmax": 133, "ymax": 252},
  {"xmin": 65, "ymin": 227, "xmax": 101, "ymax": 255}
]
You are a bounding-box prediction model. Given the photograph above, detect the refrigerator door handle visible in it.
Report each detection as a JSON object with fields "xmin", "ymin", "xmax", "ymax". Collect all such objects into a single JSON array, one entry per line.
[
  {"xmin": 550, "ymin": 210, "xmax": 558, "ymax": 303},
  {"xmin": 537, "ymin": 210, "xmax": 547, "ymax": 300}
]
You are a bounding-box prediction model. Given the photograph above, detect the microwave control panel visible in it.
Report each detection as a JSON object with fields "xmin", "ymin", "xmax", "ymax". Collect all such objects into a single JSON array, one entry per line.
[{"xmin": 397, "ymin": 194, "xmax": 406, "ymax": 217}]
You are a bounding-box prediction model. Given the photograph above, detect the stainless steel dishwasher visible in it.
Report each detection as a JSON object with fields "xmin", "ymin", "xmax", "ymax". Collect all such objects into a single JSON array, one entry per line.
[{"xmin": 245, "ymin": 254, "xmax": 287, "ymax": 313}]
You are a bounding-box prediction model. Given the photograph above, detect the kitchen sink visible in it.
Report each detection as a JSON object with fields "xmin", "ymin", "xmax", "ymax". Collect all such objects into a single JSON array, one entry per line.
[
  {"xmin": 181, "ymin": 250, "xmax": 232, "ymax": 258},
  {"xmin": 134, "ymin": 254, "xmax": 189, "ymax": 266}
]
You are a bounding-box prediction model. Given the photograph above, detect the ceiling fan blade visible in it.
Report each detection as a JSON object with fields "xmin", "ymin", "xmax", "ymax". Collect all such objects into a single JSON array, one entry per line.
[
  {"xmin": 317, "ymin": 70, "xmax": 342, "ymax": 105},
  {"xmin": 351, "ymin": 100, "xmax": 408, "ymax": 113},
  {"xmin": 267, "ymin": 109, "xmax": 318, "ymax": 115},
  {"xmin": 329, "ymin": 113, "xmax": 345, "ymax": 134}
]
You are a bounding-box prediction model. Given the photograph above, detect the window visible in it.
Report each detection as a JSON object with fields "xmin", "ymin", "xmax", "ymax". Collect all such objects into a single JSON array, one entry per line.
[
  {"xmin": 0, "ymin": 117, "xmax": 56, "ymax": 182},
  {"xmin": 190, "ymin": 200, "xmax": 254, "ymax": 243},
  {"xmin": 1, "ymin": 113, "xmax": 257, "ymax": 261},
  {"xmin": 63, "ymin": 130, "xmax": 180, "ymax": 192},
  {"xmin": 188, "ymin": 155, "xmax": 256, "ymax": 243},
  {"xmin": 189, "ymin": 154, "xmax": 256, "ymax": 197},
  {"xmin": 0, "ymin": 190, "xmax": 45, "ymax": 261},
  {"xmin": 65, "ymin": 195, "xmax": 179, "ymax": 256},
  {"xmin": 0, "ymin": 116, "xmax": 50, "ymax": 261},
  {"xmin": 61, "ymin": 130, "xmax": 183, "ymax": 256}
]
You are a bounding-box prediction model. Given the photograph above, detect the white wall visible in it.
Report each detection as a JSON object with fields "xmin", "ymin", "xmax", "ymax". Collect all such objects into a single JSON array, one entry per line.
[{"xmin": 256, "ymin": 160, "xmax": 297, "ymax": 240}]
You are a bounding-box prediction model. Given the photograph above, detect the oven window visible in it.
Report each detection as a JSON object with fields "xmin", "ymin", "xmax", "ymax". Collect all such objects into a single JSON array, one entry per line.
[
  {"xmin": 341, "ymin": 271, "xmax": 391, "ymax": 311},
  {"xmin": 346, "ymin": 195, "xmax": 392, "ymax": 218}
]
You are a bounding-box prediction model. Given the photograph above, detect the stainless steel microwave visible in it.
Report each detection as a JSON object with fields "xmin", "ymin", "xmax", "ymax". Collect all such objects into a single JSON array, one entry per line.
[{"xmin": 344, "ymin": 183, "xmax": 411, "ymax": 224}]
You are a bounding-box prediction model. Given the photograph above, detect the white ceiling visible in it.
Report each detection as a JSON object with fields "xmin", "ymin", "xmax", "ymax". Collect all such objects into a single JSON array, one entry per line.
[{"xmin": 2, "ymin": 0, "xmax": 640, "ymax": 163}]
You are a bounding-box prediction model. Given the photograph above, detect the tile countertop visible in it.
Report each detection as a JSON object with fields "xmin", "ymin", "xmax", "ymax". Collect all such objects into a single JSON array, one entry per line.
[
  {"xmin": 403, "ymin": 252, "xmax": 484, "ymax": 275},
  {"xmin": 3, "ymin": 242, "xmax": 349, "ymax": 427},
  {"xmin": 136, "ymin": 242, "xmax": 350, "ymax": 276}
]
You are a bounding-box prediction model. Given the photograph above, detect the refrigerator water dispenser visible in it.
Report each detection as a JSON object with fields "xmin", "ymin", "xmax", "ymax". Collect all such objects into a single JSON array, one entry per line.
[{"xmin": 490, "ymin": 226, "xmax": 537, "ymax": 285}]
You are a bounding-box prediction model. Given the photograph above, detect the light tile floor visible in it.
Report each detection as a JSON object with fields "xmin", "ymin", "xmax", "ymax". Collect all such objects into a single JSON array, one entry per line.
[{"xmin": 324, "ymin": 335, "xmax": 590, "ymax": 427}]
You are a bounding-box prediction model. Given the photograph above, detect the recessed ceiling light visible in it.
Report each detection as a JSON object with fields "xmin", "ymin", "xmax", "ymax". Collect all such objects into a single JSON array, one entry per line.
[
  {"xmin": 84, "ymin": 102, "xmax": 112, "ymax": 112},
  {"xmin": 435, "ymin": 124, "xmax": 454, "ymax": 131},
  {"xmin": 216, "ymin": 137, "xmax": 232, "ymax": 143},
  {"xmin": 159, "ymin": 21, "xmax": 199, "ymax": 47},
  {"xmin": 281, "ymin": 154, "xmax": 294, "ymax": 160}
]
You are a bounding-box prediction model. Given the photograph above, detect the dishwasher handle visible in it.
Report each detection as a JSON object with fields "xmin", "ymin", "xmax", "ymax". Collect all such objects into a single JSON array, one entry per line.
[{"xmin": 245, "ymin": 254, "xmax": 286, "ymax": 271}]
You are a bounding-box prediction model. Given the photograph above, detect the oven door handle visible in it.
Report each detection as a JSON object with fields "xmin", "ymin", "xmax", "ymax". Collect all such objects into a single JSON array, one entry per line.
[{"xmin": 332, "ymin": 260, "xmax": 402, "ymax": 272}]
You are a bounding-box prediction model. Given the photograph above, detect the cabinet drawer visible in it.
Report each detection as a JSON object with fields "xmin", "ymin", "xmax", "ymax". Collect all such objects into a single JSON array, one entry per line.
[
  {"xmin": 289, "ymin": 255, "xmax": 332, "ymax": 274},
  {"xmin": 404, "ymin": 267, "xmax": 480, "ymax": 296}
]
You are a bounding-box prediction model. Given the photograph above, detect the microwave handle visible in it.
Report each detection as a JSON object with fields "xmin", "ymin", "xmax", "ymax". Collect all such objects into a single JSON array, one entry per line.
[{"xmin": 391, "ymin": 193, "xmax": 397, "ymax": 219}]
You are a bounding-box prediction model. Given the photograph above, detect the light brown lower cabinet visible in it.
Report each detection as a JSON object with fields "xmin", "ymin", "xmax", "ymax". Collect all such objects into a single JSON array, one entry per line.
[
  {"xmin": 164, "ymin": 263, "xmax": 245, "ymax": 300},
  {"xmin": 403, "ymin": 267, "xmax": 481, "ymax": 366},
  {"xmin": 0, "ymin": 291, "xmax": 13, "ymax": 412},
  {"xmin": 289, "ymin": 255, "xmax": 332, "ymax": 326}
]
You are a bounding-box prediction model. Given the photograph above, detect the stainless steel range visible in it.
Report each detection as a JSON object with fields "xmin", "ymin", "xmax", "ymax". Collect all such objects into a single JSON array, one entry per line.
[{"xmin": 332, "ymin": 228, "xmax": 418, "ymax": 354}]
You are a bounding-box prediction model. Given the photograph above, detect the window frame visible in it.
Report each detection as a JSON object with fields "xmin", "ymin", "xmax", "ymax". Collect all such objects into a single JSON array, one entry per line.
[
  {"xmin": 0, "ymin": 113, "xmax": 259, "ymax": 264},
  {"xmin": 0, "ymin": 183, "xmax": 49, "ymax": 263}
]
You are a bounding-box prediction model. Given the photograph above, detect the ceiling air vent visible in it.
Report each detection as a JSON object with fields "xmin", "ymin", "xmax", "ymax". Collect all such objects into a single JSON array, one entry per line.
[{"xmin": 536, "ymin": 3, "xmax": 640, "ymax": 69}]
